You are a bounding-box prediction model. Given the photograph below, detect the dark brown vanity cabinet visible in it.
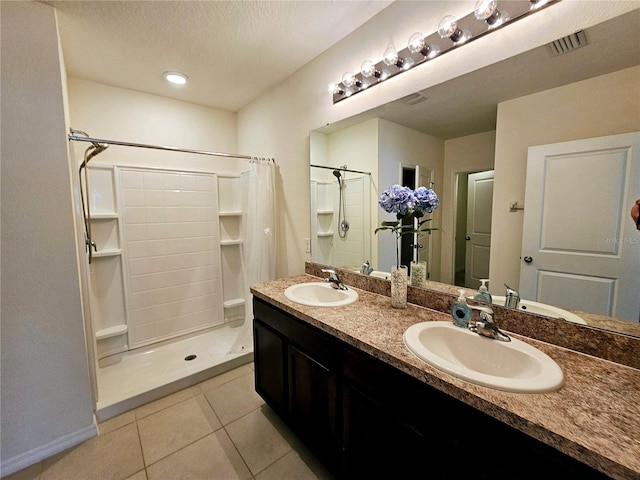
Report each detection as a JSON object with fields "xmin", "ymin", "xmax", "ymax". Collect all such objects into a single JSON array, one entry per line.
[
  {"xmin": 252, "ymin": 298, "xmax": 611, "ymax": 480},
  {"xmin": 253, "ymin": 298, "xmax": 341, "ymax": 473}
]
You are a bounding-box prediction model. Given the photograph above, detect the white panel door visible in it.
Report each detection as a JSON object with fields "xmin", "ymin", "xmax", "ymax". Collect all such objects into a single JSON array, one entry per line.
[
  {"xmin": 520, "ymin": 132, "xmax": 640, "ymax": 321},
  {"xmin": 465, "ymin": 171, "xmax": 494, "ymax": 289}
]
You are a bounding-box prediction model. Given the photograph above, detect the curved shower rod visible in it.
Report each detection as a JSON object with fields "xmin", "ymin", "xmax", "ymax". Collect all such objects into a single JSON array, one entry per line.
[
  {"xmin": 310, "ymin": 164, "xmax": 371, "ymax": 175},
  {"xmin": 68, "ymin": 131, "xmax": 266, "ymax": 161}
]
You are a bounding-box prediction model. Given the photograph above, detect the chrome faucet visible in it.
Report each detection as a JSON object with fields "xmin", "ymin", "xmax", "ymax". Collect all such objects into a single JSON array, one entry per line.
[
  {"xmin": 504, "ymin": 283, "xmax": 520, "ymax": 309},
  {"xmin": 321, "ymin": 268, "xmax": 347, "ymax": 290},
  {"xmin": 360, "ymin": 260, "xmax": 373, "ymax": 275},
  {"xmin": 468, "ymin": 305, "xmax": 511, "ymax": 342}
]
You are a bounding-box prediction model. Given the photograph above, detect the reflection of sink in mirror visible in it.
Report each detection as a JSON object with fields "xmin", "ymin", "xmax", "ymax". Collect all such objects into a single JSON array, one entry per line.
[
  {"xmin": 403, "ymin": 321, "xmax": 564, "ymax": 393},
  {"xmin": 370, "ymin": 270, "xmax": 390, "ymax": 280},
  {"xmin": 351, "ymin": 269, "xmax": 390, "ymax": 280},
  {"xmin": 489, "ymin": 296, "xmax": 586, "ymax": 325},
  {"xmin": 284, "ymin": 282, "xmax": 358, "ymax": 307}
]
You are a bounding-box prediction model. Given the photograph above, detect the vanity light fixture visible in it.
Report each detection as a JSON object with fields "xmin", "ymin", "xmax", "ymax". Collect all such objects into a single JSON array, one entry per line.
[
  {"xmin": 330, "ymin": 0, "xmax": 560, "ymax": 104},
  {"xmin": 164, "ymin": 71, "xmax": 188, "ymax": 85}
]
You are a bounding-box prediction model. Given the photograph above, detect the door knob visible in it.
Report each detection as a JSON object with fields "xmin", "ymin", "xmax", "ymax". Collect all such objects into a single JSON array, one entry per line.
[
  {"xmin": 465, "ymin": 236, "xmax": 471, "ymax": 241},
  {"xmin": 523, "ymin": 256, "xmax": 533, "ymax": 263}
]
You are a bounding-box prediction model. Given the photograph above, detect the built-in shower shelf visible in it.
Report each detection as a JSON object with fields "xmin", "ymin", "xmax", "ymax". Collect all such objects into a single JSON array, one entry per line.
[
  {"xmin": 219, "ymin": 211, "xmax": 242, "ymax": 217},
  {"xmin": 317, "ymin": 232, "xmax": 334, "ymax": 237},
  {"xmin": 220, "ymin": 239, "xmax": 243, "ymax": 246},
  {"xmin": 93, "ymin": 248, "xmax": 122, "ymax": 258},
  {"xmin": 317, "ymin": 210, "xmax": 333, "ymax": 215},
  {"xmin": 96, "ymin": 324, "xmax": 128, "ymax": 340},
  {"xmin": 223, "ymin": 298, "xmax": 245, "ymax": 309},
  {"xmin": 91, "ymin": 213, "xmax": 119, "ymax": 219}
]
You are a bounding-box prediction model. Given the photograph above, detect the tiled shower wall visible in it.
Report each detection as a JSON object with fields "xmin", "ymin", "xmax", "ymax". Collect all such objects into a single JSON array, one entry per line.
[{"xmin": 120, "ymin": 168, "xmax": 223, "ymax": 348}]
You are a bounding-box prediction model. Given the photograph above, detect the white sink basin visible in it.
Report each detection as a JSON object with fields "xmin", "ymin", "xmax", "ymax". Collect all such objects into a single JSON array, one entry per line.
[
  {"xmin": 490, "ymin": 296, "xmax": 586, "ymax": 325},
  {"xmin": 403, "ymin": 321, "xmax": 564, "ymax": 393},
  {"xmin": 284, "ymin": 282, "xmax": 358, "ymax": 307}
]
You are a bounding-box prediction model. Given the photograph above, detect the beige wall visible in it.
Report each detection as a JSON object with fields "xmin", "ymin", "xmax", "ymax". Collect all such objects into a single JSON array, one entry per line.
[
  {"xmin": 1, "ymin": 2, "xmax": 95, "ymax": 473},
  {"xmin": 440, "ymin": 131, "xmax": 497, "ymax": 284},
  {"xmin": 67, "ymin": 78, "xmax": 240, "ymax": 173},
  {"xmin": 490, "ymin": 66, "xmax": 640, "ymax": 294}
]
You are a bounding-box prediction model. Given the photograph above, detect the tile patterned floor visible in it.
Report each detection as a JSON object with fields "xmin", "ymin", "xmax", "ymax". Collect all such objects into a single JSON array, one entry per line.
[{"xmin": 4, "ymin": 364, "xmax": 334, "ymax": 480}]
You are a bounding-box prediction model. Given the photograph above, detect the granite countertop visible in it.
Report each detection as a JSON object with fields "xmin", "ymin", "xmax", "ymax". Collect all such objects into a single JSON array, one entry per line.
[{"xmin": 251, "ymin": 274, "xmax": 640, "ymax": 480}]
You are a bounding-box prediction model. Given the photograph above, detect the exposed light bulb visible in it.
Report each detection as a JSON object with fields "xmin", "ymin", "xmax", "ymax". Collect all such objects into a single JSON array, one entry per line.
[
  {"xmin": 361, "ymin": 60, "xmax": 381, "ymax": 79},
  {"xmin": 438, "ymin": 15, "xmax": 468, "ymax": 43},
  {"xmin": 474, "ymin": 0, "xmax": 509, "ymax": 28},
  {"xmin": 383, "ymin": 46, "xmax": 403, "ymax": 68},
  {"xmin": 342, "ymin": 72, "xmax": 356, "ymax": 88},
  {"xmin": 164, "ymin": 71, "xmax": 188, "ymax": 85},
  {"xmin": 408, "ymin": 32, "xmax": 425, "ymax": 54},
  {"xmin": 407, "ymin": 32, "xmax": 439, "ymax": 59},
  {"xmin": 327, "ymin": 82, "xmax": 344, "ymax": 95}
]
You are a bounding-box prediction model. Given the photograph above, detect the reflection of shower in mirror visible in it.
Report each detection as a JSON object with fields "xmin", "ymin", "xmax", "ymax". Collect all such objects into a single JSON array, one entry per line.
[{"xmin": 335, "ymin": 166, "xmax": 350, "ymax": 239}]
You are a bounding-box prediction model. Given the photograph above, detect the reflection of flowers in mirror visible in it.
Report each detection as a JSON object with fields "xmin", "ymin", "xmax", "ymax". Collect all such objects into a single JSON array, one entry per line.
[{"xmin": 375, "ymin": 185, "xmax": 439, "ymax": 267}]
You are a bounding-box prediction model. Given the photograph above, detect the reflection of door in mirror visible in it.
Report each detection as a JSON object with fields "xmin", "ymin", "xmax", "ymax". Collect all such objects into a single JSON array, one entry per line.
[
  {"xmin": 453, "ymin": 170, "xmax": 494, "ymax": 289},
  {"xmin": 521, "ymin": 132, "xmax": 640, "ymax": 321},
  {"xmin": 400, "ymin": 165, "xmax": 435, "ymax": 278},
  {"xmin": 465, "ymin": 171, "xmax": 494, "ymax": 289}
]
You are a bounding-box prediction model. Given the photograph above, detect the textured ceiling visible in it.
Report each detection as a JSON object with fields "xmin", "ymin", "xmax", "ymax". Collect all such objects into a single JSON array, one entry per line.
[{"xmin": 47, "ymin": 0, "xmax": 393, "ymax": 111}]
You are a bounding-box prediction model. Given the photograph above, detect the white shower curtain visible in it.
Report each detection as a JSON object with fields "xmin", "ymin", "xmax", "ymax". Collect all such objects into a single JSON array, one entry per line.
[{"xmin": 230, "ymin": 158, "xmax": 276, "ymax": 352}]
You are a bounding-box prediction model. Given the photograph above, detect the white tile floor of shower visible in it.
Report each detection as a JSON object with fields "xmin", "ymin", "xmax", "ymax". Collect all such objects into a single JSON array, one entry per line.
[{"xmin": 96, "ymin": 324, "xmax": 253, "ymax": 421}]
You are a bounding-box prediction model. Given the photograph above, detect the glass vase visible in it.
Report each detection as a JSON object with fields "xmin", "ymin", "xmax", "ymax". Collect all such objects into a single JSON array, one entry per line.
[
  {"xmin": 410, "ymin": 260, "xmax": 427, "ymax": 288},
  {"xmin": 391, "ymin": 265, "xmax": 408, "ymax": 309}
]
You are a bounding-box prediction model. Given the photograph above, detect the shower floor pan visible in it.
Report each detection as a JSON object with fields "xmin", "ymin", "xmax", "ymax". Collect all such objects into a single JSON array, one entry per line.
[{"xmin": 95, "ymin": 324, "xmax": 253, "ymax": 421}]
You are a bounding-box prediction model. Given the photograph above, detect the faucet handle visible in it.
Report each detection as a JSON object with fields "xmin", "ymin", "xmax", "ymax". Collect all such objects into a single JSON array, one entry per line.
[{"xmin": 321, "ymin": 268, "xmax": 339, "ymax": 281}]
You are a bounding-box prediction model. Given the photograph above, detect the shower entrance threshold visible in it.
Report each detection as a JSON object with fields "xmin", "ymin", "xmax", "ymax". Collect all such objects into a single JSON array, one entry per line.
[{"xmin": 95, "ymin": 324, "xmax": 253, "ymax": 421}]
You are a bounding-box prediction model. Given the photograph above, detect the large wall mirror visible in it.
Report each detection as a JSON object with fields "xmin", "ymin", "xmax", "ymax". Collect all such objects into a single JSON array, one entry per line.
[{"xmin": 310, "ymin": 10, "xmax": 640, "ymax": 337}]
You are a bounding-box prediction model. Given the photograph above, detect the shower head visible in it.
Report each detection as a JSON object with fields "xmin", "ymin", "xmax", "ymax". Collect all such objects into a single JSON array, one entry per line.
[
  {"xmin": 86, "ymin": 143, "xmax": 109, "ymax": 161},
  {"xmin": 332, "ymin": 170, "xmax": 342, "ymax": 184}
]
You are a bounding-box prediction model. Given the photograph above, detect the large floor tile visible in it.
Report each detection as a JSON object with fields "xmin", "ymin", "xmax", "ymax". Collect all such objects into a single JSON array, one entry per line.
[
  {"xmin": 225, "ymin": 407, "xmax": 292, "ymax": 475},
  {"xmin": 137, "ymin": 395, "xmax": 221, "ymax": 465},
  {"xmin": 198, "ymin": 364, "xmax": 253, "ymax": 394},
  {"xmin": 255, "ymin": 450, "xmax": 333, "ymax": 480},
  {"xmin": 146, "ymin": 431, "xmax": 252, "ymax": 480},
  {"xmin": 134, "ymin": 386, "xmax": 200, "ymax": 420},
  {"xmin": 40, "ymin": 423, "xmax": 143, "ymax": 480},
  {"xmin": 204, "ymin": 372, "xmax": 264, "ymax": 425},
  {"xmin": 98, "ymin": 411, "xmax": 136, "ymax": 435}
]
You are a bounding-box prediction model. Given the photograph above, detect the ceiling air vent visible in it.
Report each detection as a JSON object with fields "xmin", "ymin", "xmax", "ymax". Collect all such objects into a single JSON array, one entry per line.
[
  {"xmin": 401, "ymin": 92, "xmax": 429, "ymax": 105},
  {"xmin": 548, "ymin": 30, "xmax": 587, "ymax": 56}
]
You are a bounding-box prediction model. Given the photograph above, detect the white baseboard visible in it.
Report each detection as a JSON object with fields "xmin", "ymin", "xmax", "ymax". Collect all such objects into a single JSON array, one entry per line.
[{"xmin": 0, "ymin": 422, "xmax": 97, "ymax": 477}]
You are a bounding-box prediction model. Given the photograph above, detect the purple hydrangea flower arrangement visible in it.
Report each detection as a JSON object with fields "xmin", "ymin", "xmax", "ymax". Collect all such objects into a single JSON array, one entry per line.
[{"xmin": 375, "ymin": 184, "xmax": 439, "ymax": 267}]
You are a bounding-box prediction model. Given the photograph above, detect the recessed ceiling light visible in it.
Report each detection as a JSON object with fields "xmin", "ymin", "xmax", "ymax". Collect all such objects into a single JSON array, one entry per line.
[{"xmin": 164, "ymin": 71, "xmax": 188, "ymax": 85}]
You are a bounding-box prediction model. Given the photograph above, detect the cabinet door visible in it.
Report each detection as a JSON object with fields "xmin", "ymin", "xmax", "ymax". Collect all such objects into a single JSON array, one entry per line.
[
  {"xmin": 343, "ymin": 382, "xmax": 435, "ymax": 479},
  {"xmin": 288, "ymin": 344, "xmax": 340, "ymax": 473},
  {"xmin": 253, "ymin": 319, "xmax": 287, "ymax": 416}
]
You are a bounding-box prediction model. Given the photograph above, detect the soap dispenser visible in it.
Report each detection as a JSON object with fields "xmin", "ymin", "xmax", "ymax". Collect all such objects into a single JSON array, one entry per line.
[
  {"xmin": 451, "ymin": 289, "xmax": 472, "ymax": 328},
  {"xmin": 474, "ymin": 279, "xmax": 493, "ymax": 304}
]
